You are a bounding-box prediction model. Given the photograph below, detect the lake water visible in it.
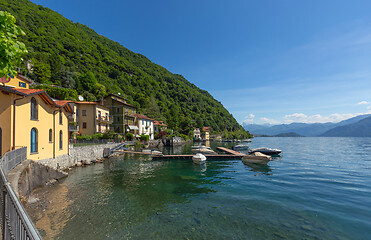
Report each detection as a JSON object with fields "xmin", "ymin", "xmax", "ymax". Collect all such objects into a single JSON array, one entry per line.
[{"xmin": 27, "ymin": 137, "xmax": 371, "ymax": 239}]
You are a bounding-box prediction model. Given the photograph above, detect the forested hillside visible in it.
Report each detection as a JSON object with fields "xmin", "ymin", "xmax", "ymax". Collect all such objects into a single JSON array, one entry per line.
[{"xmin": 1, "ymin": 0, "xmax": 250, "ymax": 137}]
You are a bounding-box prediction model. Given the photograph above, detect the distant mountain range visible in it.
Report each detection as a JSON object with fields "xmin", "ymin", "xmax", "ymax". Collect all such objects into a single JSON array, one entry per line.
[
  {"xmin": 320, "ymin": 116, "xmax": 371, "ymax": 137},
  {"xmin": 244, "ymin": 114, "xmax": 371, "ymax": 137}
]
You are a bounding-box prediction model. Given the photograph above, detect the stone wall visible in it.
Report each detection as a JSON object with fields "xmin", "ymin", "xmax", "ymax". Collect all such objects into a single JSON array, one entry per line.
[
  {"xmin": 17, "ymin": 161, "xmax": 68, "ymax": 199},
  {"xmin": 39, "ymin": 143, "xmax": 121, "ymax": 170}
]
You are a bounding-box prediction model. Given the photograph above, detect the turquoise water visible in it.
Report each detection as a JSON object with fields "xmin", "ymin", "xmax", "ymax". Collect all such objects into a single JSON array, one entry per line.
[{"xmin": 31, "ymin": 138, "xmax": 371, "ymax": 239}]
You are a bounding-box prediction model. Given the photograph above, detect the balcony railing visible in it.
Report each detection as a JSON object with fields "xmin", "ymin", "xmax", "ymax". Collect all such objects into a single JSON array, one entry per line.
[
  {"xmin": 124, "ymin": 112, "xmax": 135, "ymax": 118},
  {"xmin": 68, "ymin": 113, "xmax": 75, "ymax": 121},
  {"xmin": 68, "ymin": 124, "xmax": 79, "ymax": 132},
  {"xmin": 96, "ymin": 116, "xmax": 114, "ymax": 123}
]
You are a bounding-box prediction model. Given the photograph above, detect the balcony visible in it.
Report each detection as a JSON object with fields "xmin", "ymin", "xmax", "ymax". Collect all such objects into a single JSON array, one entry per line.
[
  {"xmin": 68, "ymin": 113, "xmax": 75, "ymax": 121},
  {"xmin": 97, "ymin": 116, "xmax": 114, "ymax": 124},
  {"xmin": 68, "ymin": 124, "xmax": 79, "ymax": 132},
  {"xmin": 124, "ymin": 112, "xmax": 135, "ymax": 118}
]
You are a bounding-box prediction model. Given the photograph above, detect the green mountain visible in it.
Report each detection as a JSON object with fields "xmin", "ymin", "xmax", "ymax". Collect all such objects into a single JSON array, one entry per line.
[
  {"xmin": 1, "ymin": 0, "xmax": 249, "ymax": 138},
  {"xmin": 320, "ymin": 116, "xmax": 371, "ymax": 137}
]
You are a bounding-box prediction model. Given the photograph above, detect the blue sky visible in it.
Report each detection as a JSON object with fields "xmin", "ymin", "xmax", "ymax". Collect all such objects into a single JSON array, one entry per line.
[{"xmin": 31, "ymin": 0, "xmax": 371, "ymax": 125}]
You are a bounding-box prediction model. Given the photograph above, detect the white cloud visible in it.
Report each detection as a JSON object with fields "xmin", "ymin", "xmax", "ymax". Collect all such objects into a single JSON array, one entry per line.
[
  {"xmin": 283, "ymin": 112, "xmax": 362, "ymax": 124},
  {"xmin": 260, "ymin": 117, "xmax": 280, "ymax": 125},
  {"xmin": 242, "ymin": 114, "xmax": 255, "ymax": 124},
  {"xmin": 358, "ymin": 101, "xmax": 369, "ymax": 105}
]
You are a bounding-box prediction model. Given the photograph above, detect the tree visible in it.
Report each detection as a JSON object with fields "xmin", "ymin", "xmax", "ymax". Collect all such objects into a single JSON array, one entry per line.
[{"xmin": 0, "ymin": 11, "xmax": 27, "ymax": 78}]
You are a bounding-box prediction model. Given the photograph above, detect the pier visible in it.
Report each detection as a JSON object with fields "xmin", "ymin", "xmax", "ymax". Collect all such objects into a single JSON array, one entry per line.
[
  {"xmin": 216, "ymin": 147, "xmax": 245, "ymax": 156},
  {"xmin": 152, "ymin": 147, "xmax": 245, "ymax": 160},
  {"xmin": 152, "ymin": 154, "xmax": 244, "ymax": 160}
]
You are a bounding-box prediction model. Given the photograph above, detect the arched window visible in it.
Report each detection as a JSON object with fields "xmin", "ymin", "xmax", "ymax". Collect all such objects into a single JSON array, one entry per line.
[
  {"xmin": 49, "ymin": 129, "xmax": 53, "ymax": 142},
  {"xmin": 59, "ymin": 109, "xmax": 62, "ymax": 125},
  {"xmin": 31, "ymin": 97, "xmax": 38, "ymax": 120},
  {"xmin": 59, "ymin": 130, "xmax": 63, "ymax": 150},
  {"xmin": 30, "ymin": 128, "xmax": 38, "ymax": 153}
]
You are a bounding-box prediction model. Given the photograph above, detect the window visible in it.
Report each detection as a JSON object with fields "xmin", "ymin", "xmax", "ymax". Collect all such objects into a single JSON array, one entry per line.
[
  {"xmin": 19, "ymin": 82, "xmax": 26, "ymax": 88},
  {"xmin": 49, "ymin": 129, "xmax": 52, "ymax": 142},
  {"xmin": 82, "ymin": 110, "xmax": 86, "ymax": 116},
  {"xmin": 59, "ymin": 131, "xmax": 63, "ymax": 150},
  {"xmin": 83, "ymin": 122, "xmax": 87, "ymax": 129},
  {"xmin": 30, "ymin": 128, "xmax": 38, "ymax": 153},
  {"xmin": 116, "ymin": 107, "xmax": 120, "ymax": 113},
  {"xmin": 76, "ymin": 109, "xmax": 79, "ymax": 116},
  {"xmin": 98, "ymin": 123, "xmax": 101, "ymax": 132},
  {"xmin": 59, "ymin": 109, "xmax": 63, "ymax": 125},
  {"xmin": 30, "ymin": 97, "xmax": 38, "ymax": 120}
]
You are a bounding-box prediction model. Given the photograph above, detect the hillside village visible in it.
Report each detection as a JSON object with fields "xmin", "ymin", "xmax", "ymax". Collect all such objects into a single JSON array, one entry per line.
[{"xmin": 0, "ymin": 74, "xmax": 215, "ymax": 160}]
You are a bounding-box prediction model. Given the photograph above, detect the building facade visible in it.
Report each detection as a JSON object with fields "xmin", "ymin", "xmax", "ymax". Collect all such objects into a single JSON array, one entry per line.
[
  {"xmin": 103, "ymin": 94, "xmax": 138, "ymax": 136},
  {"xmin": 0, "ymin": 86, "xmax": 72, "ymax": 161},
  {"xmin": 74, "ymin": 102, "xmax": 111, "ymax": 136},
  {"xmin": 136, "ymin": 114, "xmax": 154, "ymax": 140},
  {"xmin": 154, "ymin": 120, "xmax": 167, "ymax": 133},
  {"xmin": 0, "ymin": 74, "xmax": 33, "ymax": 89}
]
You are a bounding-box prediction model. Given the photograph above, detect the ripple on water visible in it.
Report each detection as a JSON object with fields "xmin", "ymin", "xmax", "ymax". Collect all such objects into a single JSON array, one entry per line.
[{"xmin": 28, "ymin": 137, "xmax": 371, "ymax": 240}]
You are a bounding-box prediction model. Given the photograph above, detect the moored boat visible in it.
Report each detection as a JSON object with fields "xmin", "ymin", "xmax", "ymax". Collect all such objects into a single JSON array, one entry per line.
[
  {"xmin": 242, "ymin": 152, "xmax": 272, "ymax": 165},
  {"xmin": 192, "ymin": 153, "xmax": 207, "ymax": 164},
  {"xmin": 233, "ymin": 144, "xmax": 249, "ymax": 151},
  {"xmin": 249, "ymin": 147, "xmax": 282, "ymax": 156},
  {"xmin": 191, "ymin": 146, "xmax": 216, "ymax": 154}
]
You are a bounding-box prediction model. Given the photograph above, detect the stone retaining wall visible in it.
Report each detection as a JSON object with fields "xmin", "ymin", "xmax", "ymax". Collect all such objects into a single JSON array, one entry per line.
[{"xmin": 39, "ymin": 143, "xmax": 121, "ymax": 170}]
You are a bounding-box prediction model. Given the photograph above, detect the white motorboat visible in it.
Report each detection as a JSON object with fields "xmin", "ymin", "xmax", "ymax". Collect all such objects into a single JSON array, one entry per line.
[
  {"xmin": 242, "ymin": 152, "xmax": 272, "ymax": 165},
  {"xmin": 242, "ymin": 139, "xmax": 252, "ymax": 143},
  {"xmin": 192, "ymin": 153, "xmax": 207, "ymax": 164},
  {"xmin": 249, "ymin": 147, "xmax": 282, "ymax": 155},
  {"xmin": 191, "ymin": 146, "xmax": 216, "ymax": 154},
  {"xmin": 233, "ymin": 144, "xmax": 249, "ymax": 151}
]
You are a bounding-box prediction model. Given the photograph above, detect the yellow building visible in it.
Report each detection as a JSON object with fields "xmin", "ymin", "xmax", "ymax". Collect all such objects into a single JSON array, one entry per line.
[
  {"xmin": 0, "ymin": 74, "xmax": 33, "ymax": 89},
  {"xmin": 0, "ymin": 85, "xmax": 73, "ymax": 160},
  {"xmin": 74, "ymin": 102, "xmax": 111, "ymax": 136}
]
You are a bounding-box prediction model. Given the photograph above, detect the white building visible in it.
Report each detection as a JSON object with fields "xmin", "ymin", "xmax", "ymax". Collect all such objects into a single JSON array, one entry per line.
[{"xmin": 136, "ymin": 114, "xmax": 154, "ymax": 140}]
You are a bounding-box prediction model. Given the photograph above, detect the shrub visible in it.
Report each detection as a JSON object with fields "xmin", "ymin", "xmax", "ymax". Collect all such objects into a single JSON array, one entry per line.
[
  {"xmin": 76, "ymin": 134, "xmax": 92, "ymax": 140},
  {"xmin": 126, "ymin": 132, "xmax": 134, "ymax": 141},
  {"xmin": 92, "ymin": 133, "xmax": 103, "ymax": 139},
  {"xmin": 179, "ymin": 134, "xmax": 188, "ymax": 141},
  {"xmin": 102, "ymin": 130, "xmax": 115, "ymax": 139},
  {"xmin": 140, "ymin": 135, "xmax": 149, "ymax": 141}
]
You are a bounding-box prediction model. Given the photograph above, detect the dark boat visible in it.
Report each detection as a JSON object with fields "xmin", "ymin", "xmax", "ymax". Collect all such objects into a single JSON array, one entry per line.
[{"xmin": 248, "ymin": 147, "xmax": 282, "ymax": 156}]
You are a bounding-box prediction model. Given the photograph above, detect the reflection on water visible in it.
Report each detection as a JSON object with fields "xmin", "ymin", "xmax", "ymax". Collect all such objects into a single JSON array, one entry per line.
[
  {"xmin": 26, "ymin": 138, "xmax": 371, "ymax": 239},
  {"xmin": 243, "ymin": 162, "xmax": 273, "ymax": 175}
]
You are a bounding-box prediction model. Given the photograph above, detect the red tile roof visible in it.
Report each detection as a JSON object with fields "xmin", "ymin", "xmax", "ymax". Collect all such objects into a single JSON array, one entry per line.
[
  {"xmin": 136, "ymin": 113, "xmax": 153, "ymax": 121},
  {"xmin": 75, "ymin": 101, "xmax": 98, "ymax": 104},
  {"xmin": 203, "ymin": 127, "xmax": 210, "ymax": 132},
  {"xmin": 154, "ymin": 120, "xmax": 167, "ymax": 127},
  {"xmin": 13, "ymin": 88, "xmax": 44, "ymax": 95},
  {"xmin": 3, "ymin": 87, "xmax": 73, "ymax": 113},
  {"xmin": 54, "ymin": 100, "xmax": 73, "ymax": 107}
]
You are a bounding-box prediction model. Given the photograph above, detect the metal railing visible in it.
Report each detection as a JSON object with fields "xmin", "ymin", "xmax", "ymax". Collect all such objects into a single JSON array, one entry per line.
[
  {"xmin": 68, "ymin": 124, "xmax": 79, "ymax": 132},
  {"xmin": 0, "ymin": 147, "xmax": 42, "ymax": 240}
]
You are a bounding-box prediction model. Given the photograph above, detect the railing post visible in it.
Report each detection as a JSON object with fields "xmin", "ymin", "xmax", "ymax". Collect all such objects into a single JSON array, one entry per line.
[{"xmin": 2, "ymin": 188, "xmax": 6, "ymax": 240}]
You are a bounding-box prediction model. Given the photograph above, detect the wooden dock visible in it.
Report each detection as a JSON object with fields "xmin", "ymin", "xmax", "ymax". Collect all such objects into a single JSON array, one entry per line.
[
  {"xmin": 152, "ymin": 147, "xmax": 245, "ymax": 160},
  {"xmin": 114, "ymin": 150, "xmax": 162, "ymax": 155},
  {"xmin": 152, "ymin": 154, "xmax": 244, "ymax": 160},
  {"xmin": 216, "ymin": 147, "xmax": 245, "ymax": 156},
  {"xmin": 115, "ymin": 147, "xmax": 246, "ymax": 160}
]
